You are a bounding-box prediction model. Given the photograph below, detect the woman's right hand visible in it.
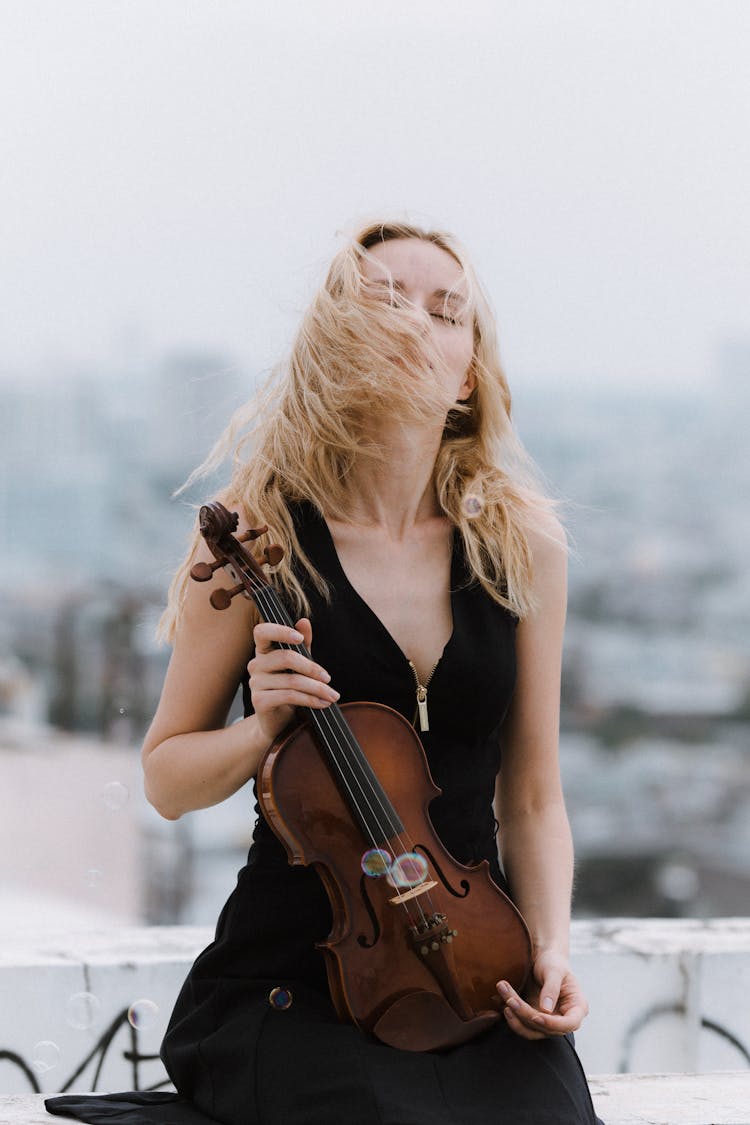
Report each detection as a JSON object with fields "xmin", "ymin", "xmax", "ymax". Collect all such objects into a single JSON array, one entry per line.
[{"xmin": 247, "ymin": 618, "xmax": 340, "ymax": 747}]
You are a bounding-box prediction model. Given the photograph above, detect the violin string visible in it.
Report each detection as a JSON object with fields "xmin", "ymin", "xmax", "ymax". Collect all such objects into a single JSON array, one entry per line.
[{"xmin": 242, "ymin": 560, "xmax": 432, "ymax": 930}]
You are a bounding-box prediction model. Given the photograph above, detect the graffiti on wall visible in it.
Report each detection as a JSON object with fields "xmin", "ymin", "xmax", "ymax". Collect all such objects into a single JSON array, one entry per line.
[
  {"xmin": 619, "ymin": 1002, "xmax": 750, "ymax": 1072},
  {"xmin": 0, "ymin": 1009, "xmax": 170, "ymax": 1095}
]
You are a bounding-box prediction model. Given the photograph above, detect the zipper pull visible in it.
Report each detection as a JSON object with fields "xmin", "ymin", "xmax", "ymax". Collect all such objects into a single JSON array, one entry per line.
[
  {"xmin": 408, "ymin": 660, "xmax": 430, "ymax": 733},
  {"xmin": 416, "ymin": 684, "xmax": 430, "ymax": 732}
]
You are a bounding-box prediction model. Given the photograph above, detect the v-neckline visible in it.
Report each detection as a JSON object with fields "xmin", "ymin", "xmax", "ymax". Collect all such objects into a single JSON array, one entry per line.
[{"xmin": 315, "ymin": 510, "xmax": 458, "ymax": 683}]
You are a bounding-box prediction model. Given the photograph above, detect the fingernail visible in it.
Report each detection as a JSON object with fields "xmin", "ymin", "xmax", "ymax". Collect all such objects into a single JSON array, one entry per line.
[
  {"xmin": 497, "ymin": 982, "xmax": 510, "ymax": 998},
  {"xmin": 322, "ymin": 671, "xmax": 331, "ymax": 682},
  {"xmin": 542, "ymin": 997, "xmax": 555, "ymax": 1012},
  {"xmin": 291, "ymin": 631, "xmax": 304, "ymax": 642},
  {"xmin": 328, "ymin": 689, "xmax": 340, "ymax": 700}
]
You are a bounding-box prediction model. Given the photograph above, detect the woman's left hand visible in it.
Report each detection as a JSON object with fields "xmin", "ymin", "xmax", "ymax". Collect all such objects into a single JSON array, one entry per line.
[{"xmin": 496, "ymin": 950, "xmax": 589, "ymax": 1040}]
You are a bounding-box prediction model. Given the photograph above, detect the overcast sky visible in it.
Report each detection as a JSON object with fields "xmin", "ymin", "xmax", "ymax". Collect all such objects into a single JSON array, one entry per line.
[{"xmin": 2, "ymin": 0, "xmax": 749, "ymax": 394}]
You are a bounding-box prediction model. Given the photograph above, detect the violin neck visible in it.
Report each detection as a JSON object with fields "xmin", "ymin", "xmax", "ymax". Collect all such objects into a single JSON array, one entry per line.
[{"xmin": 253, "ymin": 585, "xmax": 404, "ymax": 845}]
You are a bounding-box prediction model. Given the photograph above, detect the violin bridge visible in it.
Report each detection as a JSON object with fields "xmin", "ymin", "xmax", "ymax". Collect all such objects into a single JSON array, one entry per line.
[{"xmin": 388, "ymin": 879, "xmax": 438, "ymax": 906}]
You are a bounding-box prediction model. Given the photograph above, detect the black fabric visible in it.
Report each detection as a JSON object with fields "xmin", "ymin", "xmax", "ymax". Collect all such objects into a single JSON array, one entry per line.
[
  {"xmin": 42, "ymin": 1091, "xmax": 224, "ymax": 1124},
  {"xmin": 46, "ymin": 501, "xmax": 603, "ymax": 1124}
]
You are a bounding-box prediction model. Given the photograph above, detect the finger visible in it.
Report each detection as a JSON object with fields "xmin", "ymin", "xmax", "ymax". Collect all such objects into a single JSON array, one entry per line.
[
  {"xmin": 501, "ymin": 989, "xmax": 587, "ymax": 1037},
  {"xmin": 254, "ymin": 688, "xmax": 340, "ymax": 711},
  {"xmin": 522, "ymin": 1004, "xmax": 588, "ymax": 1036},
  {"xmin": 253, "ymin": 622, "xmax": 306, "ymax": 655},
  {"xmin": 294, "ymin": 618, "xmax": 313, "ymax": 649},
  {"xmin": 252, "ymin": 673, "xmax": 340, "ymax": 704},
  {"xmin": 497, "ymin": 983, "xmax": 544, "ymax": 1034},
  {"xmin": 250, "ymin": 648, "xmax": 331, "ymax": 683},
  {"xmin": 502, "ymin": 1004, "xmax": 547, "ymax": 1041},
  {"xmin": 497, "ymin": 981, "xmax": 574, "ymax": 1038},
  {"xmin": 503, "ymin": 993, "xmax": 549, "ymax": 1032},
  {"xmin": 537, "ymin": 968, "xmax": 564, "ymax": 1015},
  {"xmin": 557, "ymin": 983, "xmax": 589, "ymax": 1019}
]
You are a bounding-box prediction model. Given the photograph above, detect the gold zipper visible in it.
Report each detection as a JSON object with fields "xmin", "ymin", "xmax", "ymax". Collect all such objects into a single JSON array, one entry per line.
[{"xmin": 408, "ymin": 659, "xmax": 440, "ymax": 733}]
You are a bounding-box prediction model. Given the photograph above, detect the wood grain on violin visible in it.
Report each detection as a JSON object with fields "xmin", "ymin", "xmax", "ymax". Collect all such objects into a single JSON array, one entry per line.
[{"xmin": 191, "ymin": 501, "xmax": 532, "ymax": 1052}]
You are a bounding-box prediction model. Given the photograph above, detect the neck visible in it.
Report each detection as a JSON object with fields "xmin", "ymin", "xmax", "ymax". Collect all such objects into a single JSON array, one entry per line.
[{"xmin": 341, "ymin": 422, "xmax": 444, "ymax": 539}]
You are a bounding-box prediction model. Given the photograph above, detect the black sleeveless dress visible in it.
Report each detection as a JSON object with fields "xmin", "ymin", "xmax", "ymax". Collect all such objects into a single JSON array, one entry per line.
[{"xmin": 46, "ymin": 502, "xmax": 602, "ymax": 1125}]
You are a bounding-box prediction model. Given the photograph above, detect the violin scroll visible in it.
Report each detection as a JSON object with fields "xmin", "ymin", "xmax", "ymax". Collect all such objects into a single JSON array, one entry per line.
[{"xmin": 189, "ymin": 501, "xmax": 285, "ymax": 611}]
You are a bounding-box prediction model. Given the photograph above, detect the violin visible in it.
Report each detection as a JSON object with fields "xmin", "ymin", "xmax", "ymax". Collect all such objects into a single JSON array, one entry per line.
[{"xmin": 191, "ymin": 501, "xmax": 532, "ymax": 1052}]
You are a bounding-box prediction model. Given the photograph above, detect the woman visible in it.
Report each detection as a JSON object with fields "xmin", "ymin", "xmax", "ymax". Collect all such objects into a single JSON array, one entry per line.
[{"xmin": 47, "ymin": 219, "xmax": 602, "ymax": 1123}]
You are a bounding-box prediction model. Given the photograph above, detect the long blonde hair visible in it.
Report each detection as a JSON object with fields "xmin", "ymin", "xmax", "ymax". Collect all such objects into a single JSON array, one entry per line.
[{"xmin": 159, "ymin": 218, "xmax": 560, "ymax": 642}]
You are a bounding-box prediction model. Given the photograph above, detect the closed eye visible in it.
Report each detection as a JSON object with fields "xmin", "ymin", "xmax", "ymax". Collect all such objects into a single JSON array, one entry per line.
[{"xmin": 430, "ymin": 313, "xmax": 461, "ymax": 326}]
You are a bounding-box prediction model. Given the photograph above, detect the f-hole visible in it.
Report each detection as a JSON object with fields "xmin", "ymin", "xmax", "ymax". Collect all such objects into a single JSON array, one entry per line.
[
  {"xmin": 357, "ymin": 874, "xmax": 382, "ymax": 948},
  {"xmin": 415, "ymin": 845, "xmax": 470, "ymax": 898}
]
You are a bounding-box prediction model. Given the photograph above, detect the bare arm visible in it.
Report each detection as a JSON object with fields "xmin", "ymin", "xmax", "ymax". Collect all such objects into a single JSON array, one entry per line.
[
  {"xmin": 142, "ymin": 537, "xmax": 338, "ymax": 820},
  {"xmin": 493, "ymin": 514, "xmax": 589, "ymax": 1038}
]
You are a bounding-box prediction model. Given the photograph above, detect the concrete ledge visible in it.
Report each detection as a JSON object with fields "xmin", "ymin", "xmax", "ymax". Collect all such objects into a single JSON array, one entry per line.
[
  {"xmin": 2, "ymin": 1073, "xmax": 750, "ymax": 1125},
  {"xmin": 588, "ymin": 1071, "xmax": 750, "ymax": 1124}
]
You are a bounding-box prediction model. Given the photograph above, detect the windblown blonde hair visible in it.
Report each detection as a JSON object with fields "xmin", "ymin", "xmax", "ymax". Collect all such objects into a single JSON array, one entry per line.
[{"xmin": 159, "ymin": 218, "xmax": 561, "ymax": 642}]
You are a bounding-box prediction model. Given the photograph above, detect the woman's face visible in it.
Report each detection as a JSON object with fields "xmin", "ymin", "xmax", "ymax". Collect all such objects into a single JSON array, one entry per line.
[{"xmin": 361, "ymin": 237, "xmax": 476, "ymax": 403}]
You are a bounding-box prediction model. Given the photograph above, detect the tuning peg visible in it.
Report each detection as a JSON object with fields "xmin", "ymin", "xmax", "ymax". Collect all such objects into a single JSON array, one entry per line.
[
  {"xmin": 237, "ymin": 525, "xmax": 269, "ymax": 543},
  {"xmin": 190, "ymin": 560, "xmax": 223, "ymax": 582},
  {"xmin": 209, "ymin": 584, "xmax": 245, "ymax": 610},
  {"xmin": 263, "ymin": 544, "xmax": 284, "ymax": 567}
]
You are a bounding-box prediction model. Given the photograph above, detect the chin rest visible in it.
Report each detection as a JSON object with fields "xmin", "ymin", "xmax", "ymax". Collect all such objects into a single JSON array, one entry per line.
[{"xmin": 373, "ymin": 989, "xmax": 499, "ymax": 1052}]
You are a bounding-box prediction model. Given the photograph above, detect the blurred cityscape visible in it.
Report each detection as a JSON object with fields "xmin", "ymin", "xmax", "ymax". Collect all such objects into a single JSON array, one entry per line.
[{"xmin": 1, "ymin": 342, "xmax": 749, "ymax": 929}]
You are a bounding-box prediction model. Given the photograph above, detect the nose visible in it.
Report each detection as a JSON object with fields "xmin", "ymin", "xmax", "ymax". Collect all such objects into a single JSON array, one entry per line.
[{"xmin": 402, "ymin": 301, "xmax": 431, "ymax": 336}]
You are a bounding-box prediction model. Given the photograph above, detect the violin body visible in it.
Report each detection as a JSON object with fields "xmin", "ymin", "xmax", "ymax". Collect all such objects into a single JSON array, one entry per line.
[{"xmin": 260, "ymin": 701, "xmax": 532, "ymax": 1051}]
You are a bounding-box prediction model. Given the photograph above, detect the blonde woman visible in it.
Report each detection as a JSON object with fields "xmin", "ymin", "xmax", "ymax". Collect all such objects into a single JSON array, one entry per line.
[{"xmin": 47, "ymin": 220, "xmax": 602, "ymax": 1124}]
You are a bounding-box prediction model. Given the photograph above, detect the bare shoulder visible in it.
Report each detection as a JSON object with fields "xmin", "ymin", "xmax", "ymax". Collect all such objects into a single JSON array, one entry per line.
[
  {"xmin": 525, "ymin": 507, "xmax": 567, "ymax": 550},
  {"xmin": 525, "ymin": 509, "xmax": 568, "ymax": 576}
]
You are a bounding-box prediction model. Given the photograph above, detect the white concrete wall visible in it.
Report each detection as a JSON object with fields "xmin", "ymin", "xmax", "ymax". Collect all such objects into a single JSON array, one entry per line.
[
  {"xmin": 0, "ymin": 737, "xmax": 143, "ymax": 928},
  {"xmin": 571, "ymin": 918, "xmax": 750, "ymax": 1075},
  {"xmin": 1, "ymin": 919, "xmax": 748, "ymax": 1097}
]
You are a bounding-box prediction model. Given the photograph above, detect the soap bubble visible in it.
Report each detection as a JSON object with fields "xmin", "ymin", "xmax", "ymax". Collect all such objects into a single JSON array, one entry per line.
[
  {"xmin": 83, "ymin": 867, "xmax": 103, "ymax": 889},
  {"xmin": 388, "ymin": 852, "xmax": 429, "ymax": 888},
  {"xmin": 65, "ymin": 991, "xmax": 101, "ymax": 1030},
  {"xmin": 654, "ymin": 861, "xmax": 699, "ymax": 902},
  {"xmin": 462, "ymin": 494, "xmax": 484, "ymax": 519},
  {"xmin": 118, "ymin": 707, "xmax": 127, "ymax": 716},
  {"xmin": 361, "ymin": 848, "xmax": 392, "ymax": 878},
  {"xmin": 31, "ymin": 1041, "xmax": 60, "ymax": 1074},
  {"xmin": 127, "ymin": 998, "xmax": 159, "ymax": 1029},
  {"xmin": 268, "ymin": 986, "xmax": 293, "ymax": 1010},
  {"xmin": 102, "ymin": 781, "xmax": 129, "ymax": 810}
]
